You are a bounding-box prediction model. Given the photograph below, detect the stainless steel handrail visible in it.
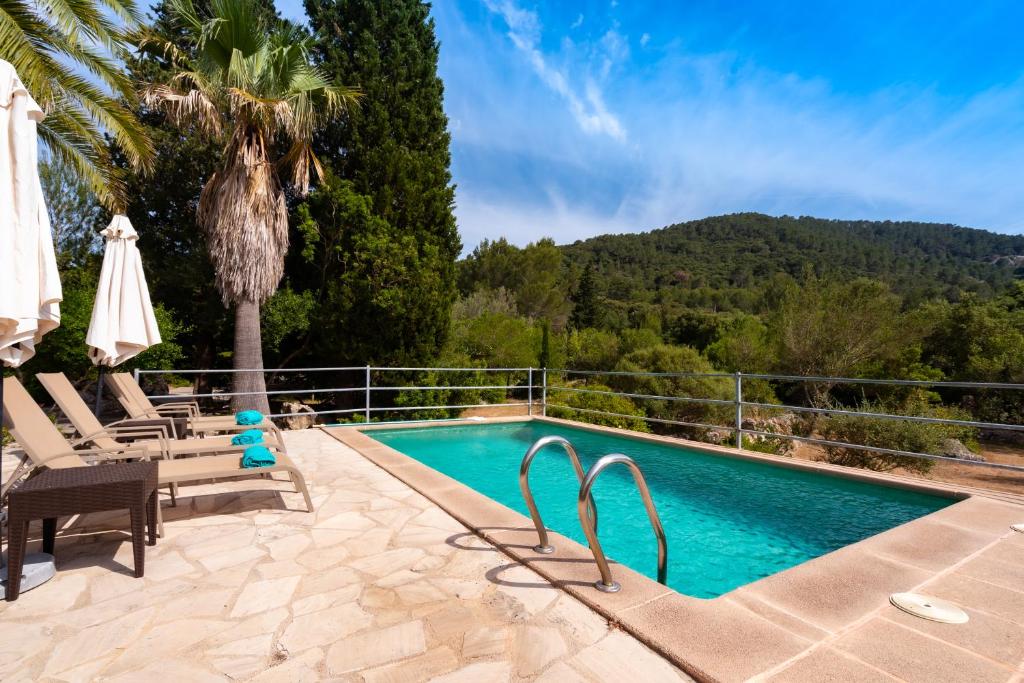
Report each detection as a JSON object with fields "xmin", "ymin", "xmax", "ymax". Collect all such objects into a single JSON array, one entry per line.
[
  {"xmin": 578, "ymin": 453, "xmax": 668, "ymax": 593},
  {"xmin": 519, "ymin": 436, "xmax": 597, "ymax": 554}
]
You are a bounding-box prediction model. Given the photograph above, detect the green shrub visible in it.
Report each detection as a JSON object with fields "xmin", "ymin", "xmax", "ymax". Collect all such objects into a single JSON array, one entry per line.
[
  {"xmin": 546, "ymin": 382, "xmax": 649, "ymax": 432},
  {"xmin": 817, "ymin": 397, "xmax": 978, "ymax": 474}
]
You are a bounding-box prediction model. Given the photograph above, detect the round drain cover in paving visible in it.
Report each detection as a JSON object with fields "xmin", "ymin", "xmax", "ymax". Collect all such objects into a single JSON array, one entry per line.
[
  {"xmin": 890, "ymin": 592, "xmax": 968, "ymax": 624},
  {"xmin": 1012, "ymin": 523, "xmax": 1024, "ymax": 533}
]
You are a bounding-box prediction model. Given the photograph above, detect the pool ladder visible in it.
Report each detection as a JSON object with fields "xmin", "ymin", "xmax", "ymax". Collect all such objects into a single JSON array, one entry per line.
[{"xmin": 519, "ymin": 436, "xmax": 668, "ymax": 593}]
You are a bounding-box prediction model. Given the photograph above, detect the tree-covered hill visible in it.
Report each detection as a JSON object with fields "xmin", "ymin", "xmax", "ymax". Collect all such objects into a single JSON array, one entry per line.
[{"xmin": 560, "ymin": 213, "xmax": 1024, "ymax": 308}]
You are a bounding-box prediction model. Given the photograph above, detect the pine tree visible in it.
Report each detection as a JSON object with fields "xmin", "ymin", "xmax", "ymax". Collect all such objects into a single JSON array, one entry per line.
[
  {"xmin": 298, "ymin": 0, "xmax": 460, "ymax": 364},
  {"xmin": 571, "ymin": 264, "xmax": 601, "ymax": 329}
]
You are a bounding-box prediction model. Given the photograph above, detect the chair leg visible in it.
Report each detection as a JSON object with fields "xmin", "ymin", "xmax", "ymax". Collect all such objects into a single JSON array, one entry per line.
[
  {"xmin": 156, "ymin": 496, "xmax": 164, "ymax": 538},
  {"xmin": 169, "ymin": 483, "xmax": 177, "ymax": 507},
  {"xmin": 129, "ymin": 504, "xmax": 145, "ymax": 578},
  {"xmin": 289, "ymin": 470, "xmax": 313, "ymax": 512}
]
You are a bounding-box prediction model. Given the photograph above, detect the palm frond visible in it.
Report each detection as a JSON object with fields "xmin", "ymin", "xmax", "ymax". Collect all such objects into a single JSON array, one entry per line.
[{"xmin": 1, "ymin": 0, "xmax": 153, "ymax": 208}]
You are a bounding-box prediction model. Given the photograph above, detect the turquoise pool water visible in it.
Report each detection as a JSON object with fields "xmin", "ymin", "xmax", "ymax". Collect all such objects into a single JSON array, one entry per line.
[{"xmin": 368, "ymin": 421, "xmax": 952, "ymax": 598}]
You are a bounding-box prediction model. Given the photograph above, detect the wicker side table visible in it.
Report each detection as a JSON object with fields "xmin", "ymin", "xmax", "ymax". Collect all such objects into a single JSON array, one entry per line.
[{"xmin": 5, "ymin": 461, "xmax": 158, "ymax": 601}]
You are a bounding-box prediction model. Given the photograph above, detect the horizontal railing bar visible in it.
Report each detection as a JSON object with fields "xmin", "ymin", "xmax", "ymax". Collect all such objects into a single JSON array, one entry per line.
[
  {"xmin": 373, "ymin": 367, "xmax": 531, "ymax": 372},
  {"xmin": 741, "ymin": 400, "xmax": 1024, "ymax": 432},
  {"xmin": 550, "ymin": 368, "xmax": 734, "ymax": 379},
  {"xmin": 369, "ymin": 385, "xmax": 534, "ymax": 392},
  {"xmin": 368, "ymin": 403, "xmax": 530, "ymax": 412},
  {"xmin": 547, "ymin": 403, "xmax": 729, "ymax": 432},
  {"xmin": 148, "ymin": 386, "xmax": 365, "ymax": 400},
  {"xmin": 137, "ymin": 366, "xmax": 367, "ymax": 374},
  {"xmin": 742, "ymin": 373, "xmax": 1024, "ymax": 390},
  {"xmin": 548, "ymin": 385, "xmax": 735, "ymax": 406},
  {"xmin": 265, "ymin": 407, "xmax": 365, "ymax": 418},
  {"xmin": 742, "ymin": 429, "xmax": 1024, "ymax": 472}
]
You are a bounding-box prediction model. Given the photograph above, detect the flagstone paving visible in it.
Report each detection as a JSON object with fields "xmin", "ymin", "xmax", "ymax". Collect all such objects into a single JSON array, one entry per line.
[{"xmin": 0, "ymin": 429, "xmax": 693, "ymax": 682}]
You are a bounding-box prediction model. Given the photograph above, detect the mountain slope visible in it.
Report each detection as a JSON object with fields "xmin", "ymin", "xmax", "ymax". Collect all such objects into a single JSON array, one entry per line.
[{"xmin": 560, "ymin": 213, "xmax": 1024, "ymax": 306}]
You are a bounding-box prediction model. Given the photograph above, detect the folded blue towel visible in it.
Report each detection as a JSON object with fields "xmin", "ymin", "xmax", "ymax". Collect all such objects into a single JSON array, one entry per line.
[
  {"xmin": 242, "ymin": 445, "xmax": 276, "ymax": 468},
  {"xmin": 236, "ymin": 410, "xmax": 263, "ymax": 426},
  {"xmin": 231, "ymin": 429, "xmax": 264, "ymax": 446}
]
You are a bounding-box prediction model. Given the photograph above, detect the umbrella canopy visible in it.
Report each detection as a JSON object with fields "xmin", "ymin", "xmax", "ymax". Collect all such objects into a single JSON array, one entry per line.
[
  {"xmin": 0, "ymin": 59, "xmax": 61, "ymax": 368},
  {"xmin": 86, "ymin": 215, "xmax": 161, "ymax": 367}
]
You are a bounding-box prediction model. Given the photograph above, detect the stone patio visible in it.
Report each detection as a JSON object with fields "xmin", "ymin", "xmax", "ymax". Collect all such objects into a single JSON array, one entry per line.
[{"xmin": 0, "ymin": 429, "xmax": 693, "ymax": 682}]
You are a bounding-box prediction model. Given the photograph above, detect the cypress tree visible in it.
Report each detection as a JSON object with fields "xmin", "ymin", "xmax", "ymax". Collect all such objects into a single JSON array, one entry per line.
[
  {"xmin": 571, "ymin": 264, "xmax": 600, "ymax": 329},
  {"xmin": 298, "ymin": 0, "xmax": 460, "ymax": 364}
]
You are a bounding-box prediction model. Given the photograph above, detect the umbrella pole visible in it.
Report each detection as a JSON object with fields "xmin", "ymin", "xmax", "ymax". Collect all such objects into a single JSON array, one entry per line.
[
  {"xmin": 94, "ymin": 366, "xmax": 104, "ymax": 417},
  {"xmin": 1, "ymin": 369, "xmax": 5, "ymax": 563}
]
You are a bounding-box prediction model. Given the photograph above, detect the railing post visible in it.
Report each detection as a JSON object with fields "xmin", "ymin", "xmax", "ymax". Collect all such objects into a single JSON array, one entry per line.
[
  {"xmin": 542, "ymin": 368, "xmax": 547, "ymax": 417},
  {"xmin": 364, "ymin": 365, "xmax": 371, "ymax": 423},
  {"xmin": 133, "ymin": 368, "xmax": 140, "ymax": 383},
  {"xmin": 528, "ymin": 367, "xmax": 533, "ymax": 416},
  {"xmin": 734, "ymin": 371, "xmax": 743, "ymax": 450}
]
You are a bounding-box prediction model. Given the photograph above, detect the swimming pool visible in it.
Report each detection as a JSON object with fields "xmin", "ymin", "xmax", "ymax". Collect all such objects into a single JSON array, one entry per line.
[{"xmin": 367, "ymin": 421, "xmax": 953, "ymax": 598}]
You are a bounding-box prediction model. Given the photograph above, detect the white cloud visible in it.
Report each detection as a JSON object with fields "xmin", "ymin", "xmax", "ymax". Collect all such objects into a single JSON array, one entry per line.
[
  {"xmin": 484, "ymin": 0, "xmax": 627, "ymax": 142},
  {"xmin": 571, "ymin": 13, "xmax": 584, "ymax": 29},
  {"xmin": 436, "ymin": 1, "xmax": 1024, "ymax": 251},
  {"xmin": 640, "ymin": 32, "xmax": 650, "ymax": 47}
]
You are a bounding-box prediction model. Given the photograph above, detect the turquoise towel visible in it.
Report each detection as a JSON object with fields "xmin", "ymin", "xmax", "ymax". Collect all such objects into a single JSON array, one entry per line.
[
  {"xmin": 231, "ymin": 429, "xmax": 264, "ymax": 446},
  {"xmin": 236, "ymin": 410, "xmax": 263, "ymax": 426},
  {"xmin": 242, "ymin": 445, "xmax": 276, "ymax": 468}
]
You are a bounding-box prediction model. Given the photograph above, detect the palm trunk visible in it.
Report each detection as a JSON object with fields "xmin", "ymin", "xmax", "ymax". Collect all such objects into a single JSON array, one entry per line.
[{"xmin": 233, "ymin": 299, "xmax": 271, "ymax": 414}]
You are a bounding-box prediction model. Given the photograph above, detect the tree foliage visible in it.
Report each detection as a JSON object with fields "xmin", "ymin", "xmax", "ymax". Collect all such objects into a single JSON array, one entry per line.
[{"xmin": 1, "ymin": 0, "xmax": 154, "ymax": 207}]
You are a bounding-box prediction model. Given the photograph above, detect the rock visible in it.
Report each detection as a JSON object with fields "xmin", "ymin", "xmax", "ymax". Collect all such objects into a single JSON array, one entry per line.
[
  {"xmin": 280, "ymin": 401, "xmax": 316, "ymax": 430},
  {"xmin": 939, "ymin": 438, "xmax": 985, "ymax": 462},
  {"xmin": 741, "ymin": 412, "xmax": 800, "ymax": 435},
  {"xmin": 704, "ymin": 430, "xmax": 726, "ymax": 444}
]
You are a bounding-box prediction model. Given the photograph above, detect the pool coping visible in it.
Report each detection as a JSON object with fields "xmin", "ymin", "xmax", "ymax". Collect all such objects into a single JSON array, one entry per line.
[{"xmin": 323, "ymin": 417, "xmax": 1024, "ymax": 682}]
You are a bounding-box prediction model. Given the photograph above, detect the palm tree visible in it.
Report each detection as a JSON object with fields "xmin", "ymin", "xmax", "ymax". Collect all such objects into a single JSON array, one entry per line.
[
  {"xmin": 0, "ymin": 0, "xmax": 154, "ymax": 208},
  {"xmin": 142, "ymin": 0, "xmax": 359, "ymax": 412}
]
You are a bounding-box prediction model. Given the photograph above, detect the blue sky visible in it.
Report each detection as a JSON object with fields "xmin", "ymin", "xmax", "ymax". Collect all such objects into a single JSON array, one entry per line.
[{"xmin": 186, "ymin": 1, "xmax": 1024, "ymax": 249}]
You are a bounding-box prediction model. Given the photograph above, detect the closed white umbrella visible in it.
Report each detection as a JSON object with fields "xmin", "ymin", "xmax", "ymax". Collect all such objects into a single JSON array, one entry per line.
[
  {"xmin": 0, "ymin": 59, "xmax": 61, "ymax": 367},
  {"xmin": 86, "ymin": 215, "xmax": 161, "ymax": 367},
  {"xmin": 0, "ymin": 59, "xmax": 61, "ymax": 594}
]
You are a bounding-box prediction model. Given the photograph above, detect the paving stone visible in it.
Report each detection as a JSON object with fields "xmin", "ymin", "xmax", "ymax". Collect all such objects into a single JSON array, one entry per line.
[
  {"xmin": 570, "ymin": 631, "xmax": 691, "ymax": 683},
  {"xmin": 429, "ymin": 660, "xmax": 512, "ymax": 682},
  {"xmin": 279, "ymin": 602, "xmax": 374, "ymax": 651},
  {"xmin": 514, "ymin": 625, "xmax": 568, "ymax": 677},
  {"xmin": 230, "ymin": 575, "xmax": 301, "ymax": 617},
  {"xmin": 361, "ymin": 646, "xmax": 461, "ymax": 683},
  {"xmin": 463, "ymin": 625, "xmax": 508, "ymax": 658},
  {"xmin": 326, "ymin": 620, "xmax": 427, "ymax": 674}
]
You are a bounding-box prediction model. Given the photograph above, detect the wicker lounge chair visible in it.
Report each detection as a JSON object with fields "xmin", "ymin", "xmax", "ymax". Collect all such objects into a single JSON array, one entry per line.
[{"xmin": 2, "ymin": 377, "xmax": 314, "ymax": 533}]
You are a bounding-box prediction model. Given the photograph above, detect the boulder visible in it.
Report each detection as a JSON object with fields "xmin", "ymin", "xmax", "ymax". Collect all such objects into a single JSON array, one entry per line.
[
  {"xmin": 280, "ymin": 401, "xmax": 316, "ymax": 430},
  {"xmin": 939, "ymin": 438, "xmax": 985, "ymax": 462}
]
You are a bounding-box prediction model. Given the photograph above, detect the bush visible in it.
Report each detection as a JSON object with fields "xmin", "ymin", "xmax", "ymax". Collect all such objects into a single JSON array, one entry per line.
[
  {"xmin": 817, "ymin": 396, "xmax": 978, "ymax": 475},
  {"xmin": 546, "ymin": 382, "xmax": 649, "ymax": 432}
]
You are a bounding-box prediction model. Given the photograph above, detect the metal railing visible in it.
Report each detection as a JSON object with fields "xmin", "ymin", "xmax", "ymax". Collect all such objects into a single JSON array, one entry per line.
[
  {"xmin": 577, "ymin": 452, "xmax": 668, "ymax": 592},
  {"xmin": 519, "ymin": 435, "xmax": 597, "ymax": 554},
  {"xmin": 132, "ymin": 365, "xmax": 1024, "ymax": 473}
]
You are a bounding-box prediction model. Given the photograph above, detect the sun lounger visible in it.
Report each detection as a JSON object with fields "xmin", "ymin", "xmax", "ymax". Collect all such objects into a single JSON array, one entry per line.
[
  {"xmin": 3, "ymin": 377, "xmax": 314, "ymax": 534},
  {"xmin": 105, "ymin": 372, "xmax": 280, "ymax": 436},
  {"xmin": 37, "ymin": 372, "xmax": 288, "ymax": 461}
]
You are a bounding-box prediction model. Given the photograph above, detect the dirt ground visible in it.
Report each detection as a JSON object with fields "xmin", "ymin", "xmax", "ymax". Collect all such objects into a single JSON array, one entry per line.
[{"xmin": 790, "ymin": 440, "xmax": 1024, "ymax": 496}]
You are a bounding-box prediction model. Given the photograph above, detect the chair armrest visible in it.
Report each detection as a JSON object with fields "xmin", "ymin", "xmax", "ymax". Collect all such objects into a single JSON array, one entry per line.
[
  {"xmin": 69, "ymin": 429, "xmax": 114, "ymax": 447},
  {"xmin": 70, "ymin": 445, "xmax": 151, "ymax": 462},
  {"xmin": 153, "ymin": 403, "xmax": 200, "ymax": 419},
  {"xmin": 109, "ymin": 416, "xmax": 180, "ymax": 440},
  {"xmin": 105, "ymin": 425, "xmax": 170, "ymax": 442}
]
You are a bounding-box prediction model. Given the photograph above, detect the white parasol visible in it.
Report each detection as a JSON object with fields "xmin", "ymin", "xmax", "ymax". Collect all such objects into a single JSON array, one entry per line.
[{"xmin": 86, "ymin": 215, "xmax": 161, "ymax": 367}]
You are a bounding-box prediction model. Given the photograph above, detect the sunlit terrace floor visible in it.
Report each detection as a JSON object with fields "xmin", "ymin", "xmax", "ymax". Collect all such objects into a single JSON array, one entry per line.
[{"xmin": 0, "ymin": 429, "xmax": 693, "ymax": 682}]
